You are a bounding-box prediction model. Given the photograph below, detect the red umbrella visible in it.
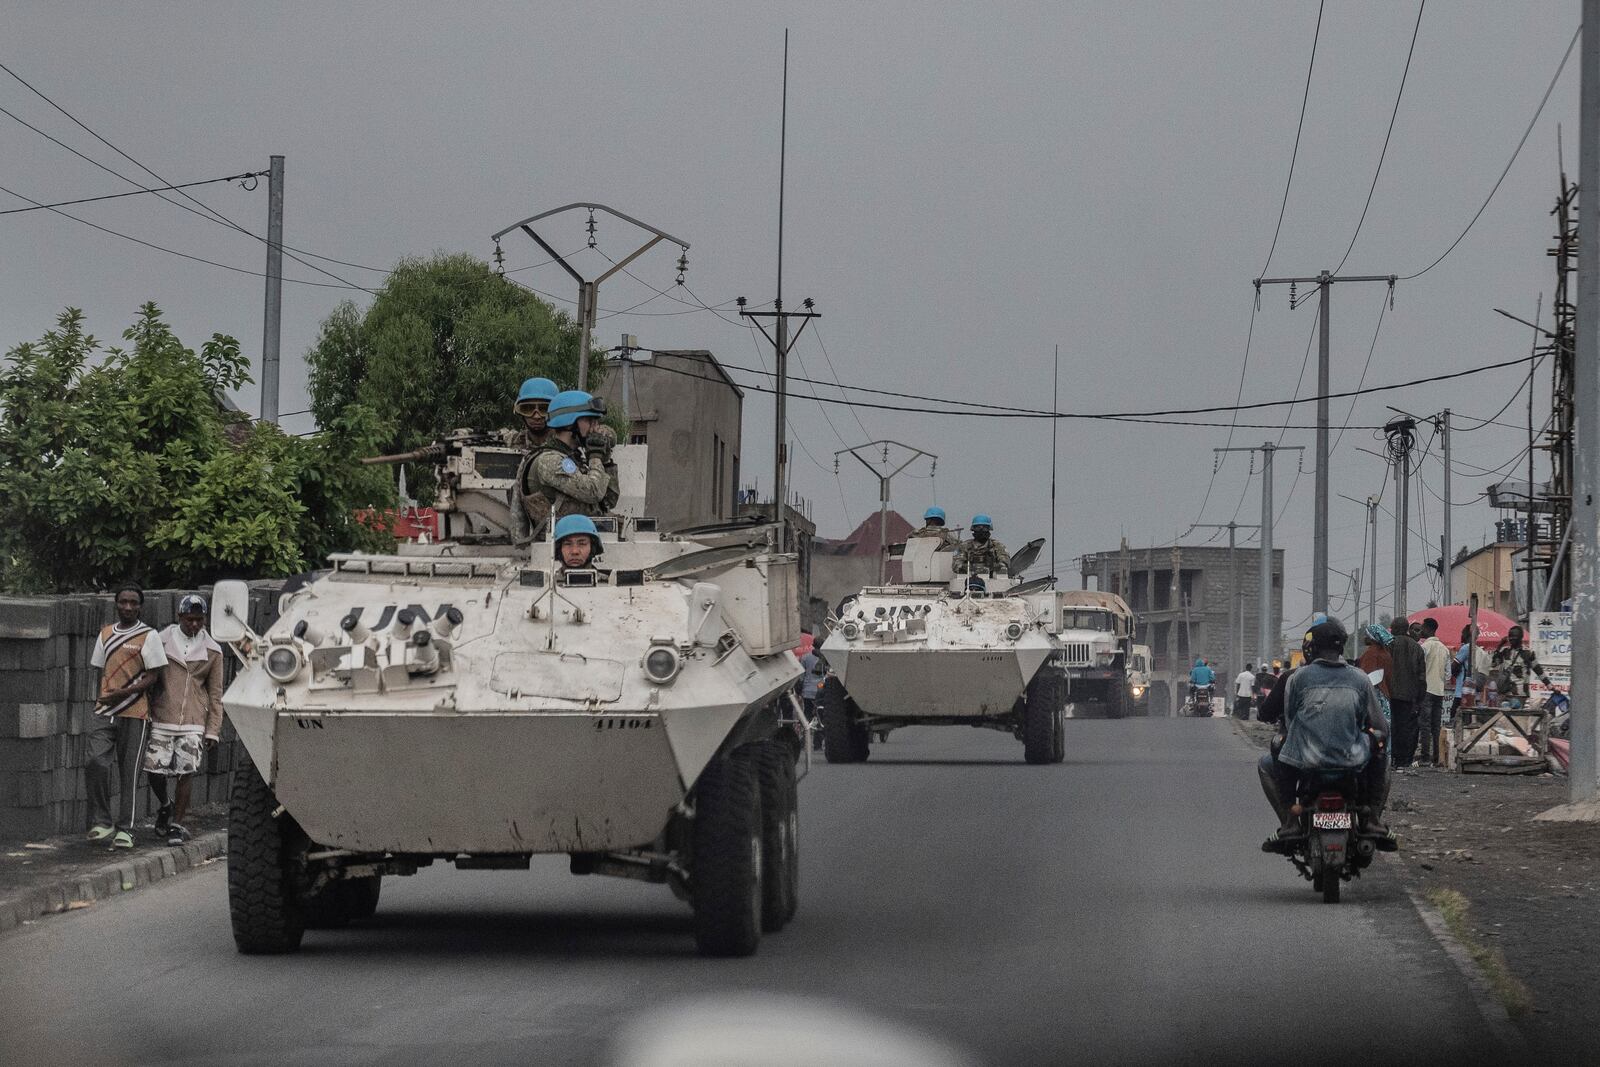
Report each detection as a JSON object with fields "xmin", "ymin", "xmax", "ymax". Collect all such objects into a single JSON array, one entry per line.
[
  {"xmin": 1405, "ymin": 605, "xmax": 1517, "ymax": 649},
  {"xmin": 794, "ymin": 632, "xmax": 815, "ymax": 657}
]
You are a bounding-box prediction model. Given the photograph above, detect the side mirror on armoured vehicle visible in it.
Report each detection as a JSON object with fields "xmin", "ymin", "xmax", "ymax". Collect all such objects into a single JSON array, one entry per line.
[{"xmin": 210, "ymin": 580, "xmax": 253, "ymax": 644}]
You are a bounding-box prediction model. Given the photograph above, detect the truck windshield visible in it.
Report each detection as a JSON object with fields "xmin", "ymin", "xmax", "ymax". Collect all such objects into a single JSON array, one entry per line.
[{"xmin": 1062, "ymin": 610, "xmax": 1114, "ymax": 631}]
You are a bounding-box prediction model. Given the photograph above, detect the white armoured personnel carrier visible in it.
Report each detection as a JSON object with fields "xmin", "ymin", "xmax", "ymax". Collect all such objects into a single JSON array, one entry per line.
[
  {"xmin": 211, "ymin": 436, "xmax": 805, "ymax": 958},
  {"xmin": 816, "ymin": 535, "xmax": 1065, "ymax": 763}
]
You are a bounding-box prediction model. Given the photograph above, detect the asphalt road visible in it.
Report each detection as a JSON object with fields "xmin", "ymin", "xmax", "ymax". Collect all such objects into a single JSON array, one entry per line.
[{"xmin": 2, "ymin": 718, "xmax": 1510, "ymax": 1067}]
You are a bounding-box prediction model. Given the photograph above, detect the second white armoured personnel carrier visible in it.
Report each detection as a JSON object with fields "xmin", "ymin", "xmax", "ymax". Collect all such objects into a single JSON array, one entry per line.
[
  {"xmin": 817, "ymin": 535, "xmax": 1065, "ymax": 764},
  {"xmin": 213, "ymin": 436, "xmax": 805, "ymax": 959}
]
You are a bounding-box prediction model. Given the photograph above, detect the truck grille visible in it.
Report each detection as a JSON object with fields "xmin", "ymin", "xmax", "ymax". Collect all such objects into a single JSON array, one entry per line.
[{"xmin": 1061, "ymin": 642, "xmax": 1093, "ymax": 667}]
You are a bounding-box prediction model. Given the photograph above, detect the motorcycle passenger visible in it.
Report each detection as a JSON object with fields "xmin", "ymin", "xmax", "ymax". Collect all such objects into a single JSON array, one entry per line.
[
  {"xmin": 1188, "ymin": 658, "xmax": 1215, "ymax": 712},
  {"xmin": 552, "ymin": 514, "xmax": 603, "ymax": 572},
  {"xmin": 908, "ymin": 506, "xmax": 959, "ymax": 548},
  {"xmin": 955, "ymin": 515, "xmax": 1010, "ymax": 576},
  {"xmin": 1257, "ymin": 620, "xmax": 1394, "ymax": 853}
]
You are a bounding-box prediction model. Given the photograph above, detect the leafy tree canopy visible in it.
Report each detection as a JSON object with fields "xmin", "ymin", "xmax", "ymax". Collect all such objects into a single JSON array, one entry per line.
[
  {"xmin": 0, "ymin": 304, "xmax": 393, "ymax": 594},
  {"xmin": 306, "ymin": 253, "xmax": 603, "ymax": 464}
]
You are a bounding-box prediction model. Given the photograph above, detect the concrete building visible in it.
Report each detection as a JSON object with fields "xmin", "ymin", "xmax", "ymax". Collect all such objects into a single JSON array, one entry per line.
[
  {"xmin": 1451, "ymin": 542, "xmax": 1522, "ymax": 619},
  {"xmin": 1080, "ymin": 540, "xmax": 1284, "ymax": 710},
  {"xmin": 590, "ymin": 349, "xmax": 742, "ymax": 533}
]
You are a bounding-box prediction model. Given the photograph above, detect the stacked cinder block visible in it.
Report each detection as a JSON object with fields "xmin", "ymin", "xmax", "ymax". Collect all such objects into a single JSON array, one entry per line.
[{"xmin": 0, "ymin": 583, "xmax": 284, "ymax": 841}]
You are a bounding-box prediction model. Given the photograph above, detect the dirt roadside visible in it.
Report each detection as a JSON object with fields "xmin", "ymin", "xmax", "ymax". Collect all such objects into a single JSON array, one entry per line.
[{"xmin": 1237, "ymin": 718, "xmax": 1600, "ymax": 1060}]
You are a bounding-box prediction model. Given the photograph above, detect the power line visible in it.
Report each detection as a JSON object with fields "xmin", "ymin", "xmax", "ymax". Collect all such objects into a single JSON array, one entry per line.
[
  {"xmin": 1332, "ymin": 0, "xmax": 1425, "ymax": 274},
  {"xmin": 0, "ymin": 170, "xmax": 267, "ymax": 216},
  {"xmin": 1259, "ymin": 0, "xmax": 1326, "ymax": 279},
  {"xmin": 1399, "ymin": 22, "xmax": 1580, "ymax": 281}
]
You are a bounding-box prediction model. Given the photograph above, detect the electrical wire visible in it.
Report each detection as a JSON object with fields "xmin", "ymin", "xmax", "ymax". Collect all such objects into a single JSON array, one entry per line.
[
  {"xmin": 0, "ymin": 170, "xmax": 267, "ymax": 216},
  {"xmin": 1332, "ymin": 0, "xmax": 1425, "ymax": 274},
  {"xmin": 810, "ymin": 325, "xmax": 873, "ymax": 443},
  {"xmin": 1399, "ymin": 22, "xmax": 1580, "ymax": 280},
  {"xmin": 1259, "ymin": 0, "xmax": 1326, "ymax": 280}
]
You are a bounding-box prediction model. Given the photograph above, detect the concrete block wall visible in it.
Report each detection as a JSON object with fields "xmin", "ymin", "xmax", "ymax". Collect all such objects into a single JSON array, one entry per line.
[{"xmin": 0, "ymin": 583, "xmax": 283, "ymax": 841}]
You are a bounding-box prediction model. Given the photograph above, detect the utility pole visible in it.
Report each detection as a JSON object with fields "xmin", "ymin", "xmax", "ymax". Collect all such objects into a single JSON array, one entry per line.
[
  {"xmin": 1254, "ymin": 272, "xmax": 1397, "ymax": 616},
  {"xmin": 1385, "ymin": 417, "xmax": 1417, "ymax": 618},
  {"xmin": 1216, "ymin": 442, "xmax": 1302, "ymax": 668},
  {"xmin": 1190, "ymin": 521, "xmax": 1260, "ymax": 674},
  {"xmin": 1569, "ymin": 0, "xmax": 1600, "ymax": 806},
  {"xmin": 260, "ymin": 154, "xmax": 284, "ymax": 424},
  {"xmin": 1442, "ymin": 408, "xmax": 1453, "ymax": 603},
  {"xmin": 834, "ymin": 441, "xmax": 937, "ymax": 584},
  {"xmin": 490, "ymin": 204, "xmax": 689, "ymax": 390}
]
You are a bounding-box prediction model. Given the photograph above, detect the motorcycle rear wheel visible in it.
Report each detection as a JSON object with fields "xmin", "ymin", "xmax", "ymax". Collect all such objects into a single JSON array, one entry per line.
[{"xmin": 1321, "ymin": 871, "xmax": 1341, "ymax": 904}]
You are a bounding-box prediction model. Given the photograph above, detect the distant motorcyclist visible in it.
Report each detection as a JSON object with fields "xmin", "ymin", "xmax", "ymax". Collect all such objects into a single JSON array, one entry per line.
[
  {"xmin": 1257, "ymin": 620, "xmax": 1394, "ymax": 853},
  {"xmin": 955, "ymin": 514, "xmax": 1009, "ymax": 576},
  {"xmin": 1189, "ymin": 659, "xmax": 1215, "ymax": 688},
  {"xmin": 908, "ymin": 506, "xmax": 959, "ymax": 548}
]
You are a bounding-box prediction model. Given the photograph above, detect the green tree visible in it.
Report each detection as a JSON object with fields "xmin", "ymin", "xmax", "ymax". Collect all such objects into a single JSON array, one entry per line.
[
  {"xmin": 306, "ymin": 253, "xmax": 600, "ymax": 462},
  {"xmin": 0, "ymin": 304, "xmax": 393, "ymax": 594}
]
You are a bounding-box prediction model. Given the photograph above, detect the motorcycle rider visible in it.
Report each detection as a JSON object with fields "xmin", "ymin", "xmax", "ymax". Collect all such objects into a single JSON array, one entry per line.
[
  {"xmin": 1188, "ymin": 657, "xmax": 1215, "ymax": 713},
  {"xmin": 908, "ymin": 506, "xmax": 959, "ymax": 548},
  {"xmin": 1257, "ymin": 619, "xmax": 1395, "ymax": 853},
  {"xmin": 955, "ymin": 514, "xmax": 1010, "ymax": 576}
]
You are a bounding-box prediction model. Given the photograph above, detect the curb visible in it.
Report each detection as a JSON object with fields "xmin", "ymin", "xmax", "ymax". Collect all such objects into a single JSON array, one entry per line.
[
  {"xmin": 1407, "ymin": 890, "xmax": 1529, "ymax": 1057},
  {"xmin": 0, "ymin": 829, "xmax": 227, "ymax": 935}
]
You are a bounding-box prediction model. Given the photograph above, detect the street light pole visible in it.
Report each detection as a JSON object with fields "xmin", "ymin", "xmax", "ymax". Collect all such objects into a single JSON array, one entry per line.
[{"xmin": 490, "ymin": 203, "xmax": 689, "ymax": 390}]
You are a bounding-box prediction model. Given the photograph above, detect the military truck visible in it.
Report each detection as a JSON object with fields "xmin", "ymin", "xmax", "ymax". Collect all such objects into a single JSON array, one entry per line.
[
  {"xmin": 1042, "ymin": 590, "xmax": 1136, "ymax": 719},
  {"xmin": 214, "ymin": 436, "xmax": 805, "ymax": 958},
  {"xmin": 817, "ymin": 535, "xmax": 1064, "ymax": 763}
]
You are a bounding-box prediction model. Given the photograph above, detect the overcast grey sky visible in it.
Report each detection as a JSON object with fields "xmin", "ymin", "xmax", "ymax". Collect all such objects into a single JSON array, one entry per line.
[{"xmin": 3, "ymin": 1, "xmax": 1581, "ymax": 632}]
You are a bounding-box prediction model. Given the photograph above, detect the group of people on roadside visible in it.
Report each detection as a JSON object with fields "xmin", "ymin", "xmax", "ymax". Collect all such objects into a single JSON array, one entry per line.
[
  {"xmin": 87, "ymin": 586, "xmax": 224, "ymax": 850},
  {"xmin": 1230, "ymin": 660, "xmax": 1284, "ymax": 719}
]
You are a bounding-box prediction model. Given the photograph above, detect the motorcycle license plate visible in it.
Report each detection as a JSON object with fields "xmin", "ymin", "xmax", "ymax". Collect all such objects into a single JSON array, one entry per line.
[{"xmin": 1311, "ymin": 812, "xmax": 1352, "ymax": 830}]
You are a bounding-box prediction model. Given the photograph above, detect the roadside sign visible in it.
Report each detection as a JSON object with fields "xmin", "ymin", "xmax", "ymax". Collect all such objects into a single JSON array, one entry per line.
[{"xmin": 1529, "ymin": 611, "xmax": 1571, "ymax": 695}]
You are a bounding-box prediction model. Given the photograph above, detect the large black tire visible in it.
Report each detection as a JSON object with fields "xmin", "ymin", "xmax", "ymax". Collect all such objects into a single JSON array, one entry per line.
[
  {"xmin": 227, "ymin": 765, "xmax": 306, "ymax": 954},
  {"xmin": 1106, "ymin": 684, "xmax": 1127, "ymax": 720},
  {"xmin": 1023, "ymin": 672, "xmax": 1064, "ymax": 764},
  {"xmin": 1321, "ymin": 865, "xmax": 1342, "ymax": 904},
  {"xmin": 751, "ymin": 741, "xmax": 799, "ymax": 932},
  {"xmin": 691, "ymin": 755, "xmax": 764, "ymax": 957},
  {"xmin": 819, "ymin": 680, "xmax": 869, "ymax": 763}
]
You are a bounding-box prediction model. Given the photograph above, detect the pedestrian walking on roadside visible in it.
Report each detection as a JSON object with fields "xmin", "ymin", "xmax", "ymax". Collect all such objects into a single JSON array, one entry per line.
[
  {"xmin": 799, "ymin": 640, "xmax": 827, "ymax": 751},
  {"xmin": 145, "ymin": 595, "xmax": 225, "ymax": 846},
  {"xmin": 1387, "ymin": 617, "xmax": 1426, "ymax": 769},
  {"xmin": 1357, "ymin": 624, "xmax": 1394, "ymax": 725},
  {"xmin": 1233, "ymin": 663, "xmax": 1256, "ymax": 720},
  {"xmin": 86, "ymin": 585, "xmax": 168, "ymax": 849},
  {"xmin": 1418, "ymin": 617, "xmax": 1450, "ymax": 767}
]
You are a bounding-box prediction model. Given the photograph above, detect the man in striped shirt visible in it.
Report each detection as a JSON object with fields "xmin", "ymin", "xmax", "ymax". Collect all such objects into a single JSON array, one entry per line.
[{"xmin": 86, "ymin": 585, "xmax": 168, "ymax": 849}]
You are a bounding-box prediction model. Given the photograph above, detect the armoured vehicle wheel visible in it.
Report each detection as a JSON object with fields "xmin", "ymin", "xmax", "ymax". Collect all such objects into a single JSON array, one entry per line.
[
  {"xmin": 1023, "ymin": 672, "xmax": 1064, "ymax": 765},
  {"xmin": 751, "ymin": 741, "xmax": 799, "ymax": 932},
  {"xmin": 819, "ymin": 680, "xmax": 869, "ymax": 763},
  {"xmin": 692, "ymin": 755, "xmax": 764, "ymax": 957},
  {"xmin": 228, "ymin": 765, "xmax": 306, "ymax": 954},
  {"xmin": 1106, "ymin": 685, "xmax": 1127, "ymax": 720}
]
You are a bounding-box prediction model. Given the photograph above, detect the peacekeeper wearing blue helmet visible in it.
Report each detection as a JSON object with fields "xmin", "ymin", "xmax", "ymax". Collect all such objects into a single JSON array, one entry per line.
[
  {"xmin": 908, "ymin": 506, "xmax": 958, "ymax": 548},
  {"xmin": 510, "ymin": 377, "xmax": 561, "ymax": 545},
  {"xmin": 516, "ymin": 389, "xmax": 618, "ymax": 542},
  {"xmin": 552, "ymin": 514, "xmax": 604, "ymax": 571},
  {"xmin": 955, "ymin": 514, "xmax": 1010, "ymax": 576}
]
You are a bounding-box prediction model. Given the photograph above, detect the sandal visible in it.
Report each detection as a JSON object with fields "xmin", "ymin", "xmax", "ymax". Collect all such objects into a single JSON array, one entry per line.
[
  {"xmin": 110, "ymin": 830, "xmax": 134, "ymax": 850},
  {"xmin": 87, "ymin": 824, "xmax": 114, "ymax": 842}
]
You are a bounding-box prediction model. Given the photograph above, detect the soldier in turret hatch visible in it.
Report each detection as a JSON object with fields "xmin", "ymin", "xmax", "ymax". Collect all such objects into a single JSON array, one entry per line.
[
  {"xmin": 955, "ymin": 514, "xmax": 1010, "ymax": 576},
  {"xmin": 517, "ymin": 390, "xmax": 615, "ymax": 543},
  {"xmin": 908, "ymin": 506, "xmax": 959, "ymax": 548}
]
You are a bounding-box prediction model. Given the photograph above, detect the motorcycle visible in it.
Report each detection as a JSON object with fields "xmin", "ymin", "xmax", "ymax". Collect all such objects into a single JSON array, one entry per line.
[{"xmin": 1184, "ymin": 683, "xmax": 1214, "ymax": 717}]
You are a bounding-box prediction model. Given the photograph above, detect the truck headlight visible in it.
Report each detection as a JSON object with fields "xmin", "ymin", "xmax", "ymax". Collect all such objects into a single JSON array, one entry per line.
[
  {"xmin": 264, "ymin": 645, "xmax": 304, "ymax": 683},
  {"xmin": 643, "ymin": 645, "xmax": 681, "ymax": 684}
]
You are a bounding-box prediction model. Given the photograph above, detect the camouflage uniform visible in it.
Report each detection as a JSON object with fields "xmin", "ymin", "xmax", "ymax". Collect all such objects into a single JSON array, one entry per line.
[
  {"xmin": 955, "ymin": 537, "xmax": 1010, "ymax": 576},
  {"xmin": 1489, "ymin": 643, "xmax": 1546, "ymax": 701},
  {"xmin": 907, "ymin": 524, "xmax": 958, "ymax": 548},
  {"xmin": 516, "ymin": 437, "xmax": 611, "ymax": 543},
  {"xmin": 510, "ymin": 427, "xmax": 553, "ymax": 546}
]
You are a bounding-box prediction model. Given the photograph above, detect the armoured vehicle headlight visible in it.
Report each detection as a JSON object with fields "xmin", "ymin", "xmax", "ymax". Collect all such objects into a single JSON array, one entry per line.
[
  {"xmin": 643, "ymin": 646, "xmax": 681, "ymax": 684},
  {"xmin": 1005, "ymin": 622, "xmax": 1024, "ymax": 641},
  {"xmin": 264, "ymin": 645, "xmax": 303, "ymax": 683},
  {"xmin": 841, "ymin": 621, "xmax": 861, "ymax": 641}
]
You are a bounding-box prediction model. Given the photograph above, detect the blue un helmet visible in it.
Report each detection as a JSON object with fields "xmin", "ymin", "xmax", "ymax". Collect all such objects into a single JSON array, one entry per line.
[
  {"xmin": 547, "ymin": 389, "xmax": 602, "ymax": 429},
  {"xmin": 971, "ymin": 514, "xmax": 993, "ymax": 529},
  {"xmin": 552, "ymin": 514, "xmax": 602, "ymax": 561},
  {"xmin": 514, "ymin": 377, "xmax": 559, "ymax": 414},
  {"xmin": 924, "ymin": 506, "xmax": 946, "ymax": 525}
]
